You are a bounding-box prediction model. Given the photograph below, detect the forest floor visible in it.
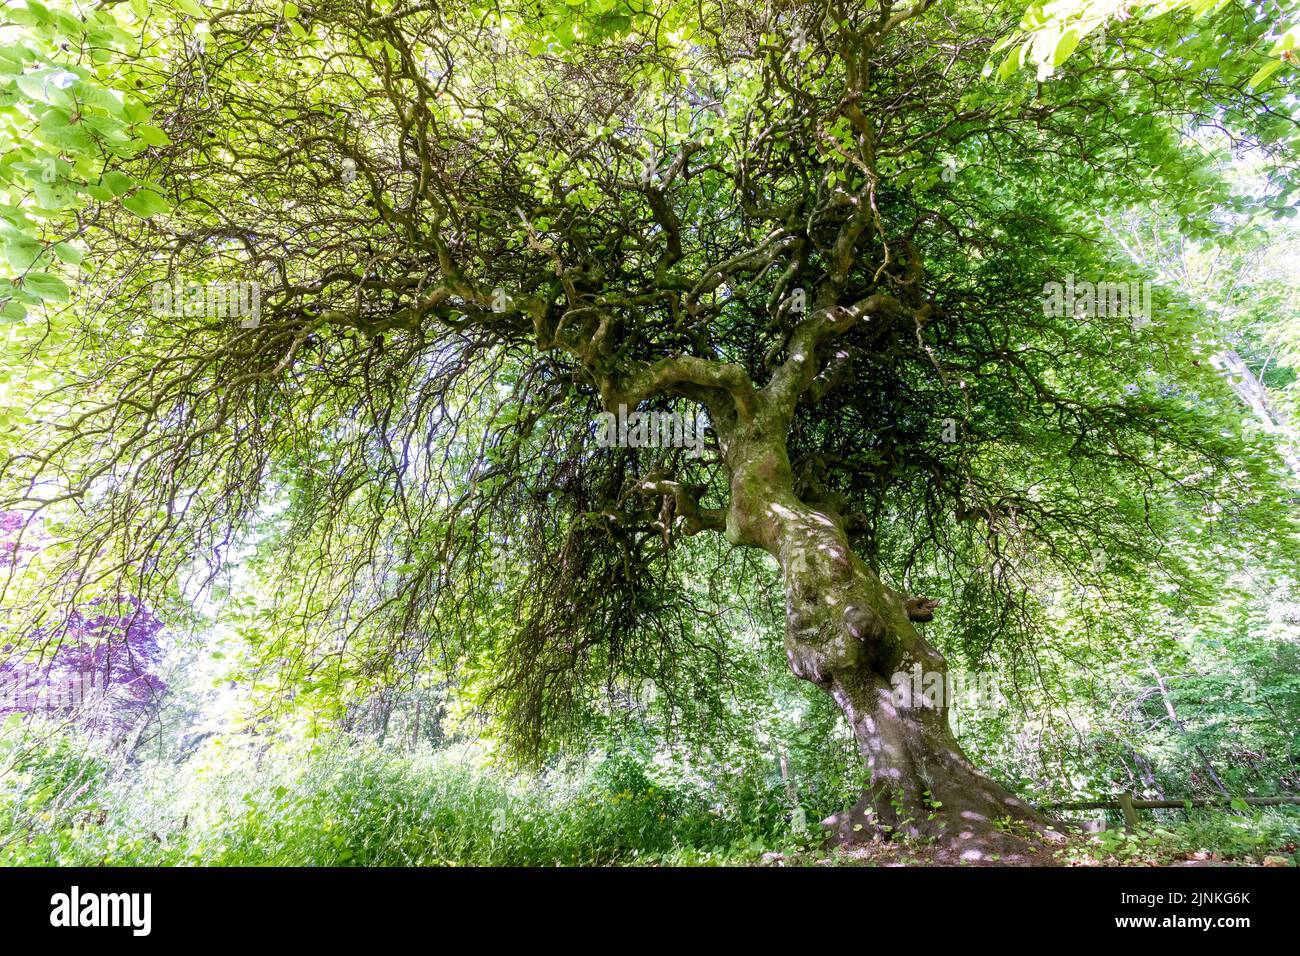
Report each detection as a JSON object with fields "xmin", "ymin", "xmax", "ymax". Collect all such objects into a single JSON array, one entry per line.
[{"xmin": 758, "ymin": 836, "xmax": 1299, "ymax": 867}]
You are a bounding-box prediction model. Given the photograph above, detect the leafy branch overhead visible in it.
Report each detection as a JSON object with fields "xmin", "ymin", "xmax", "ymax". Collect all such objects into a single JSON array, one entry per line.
[
  {"xmin": 0, "ymin": 0, "xmax": 178, "ymax": 320},
  {"xmin": 998, "ymin": 0, "xmax": 1300, "ymax": 89}
]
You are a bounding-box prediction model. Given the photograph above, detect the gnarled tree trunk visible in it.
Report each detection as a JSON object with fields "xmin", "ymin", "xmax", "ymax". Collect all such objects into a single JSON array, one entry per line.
[{"xmin": 718, "ymin": 415, "xmax": 1058, "ymax": 861}]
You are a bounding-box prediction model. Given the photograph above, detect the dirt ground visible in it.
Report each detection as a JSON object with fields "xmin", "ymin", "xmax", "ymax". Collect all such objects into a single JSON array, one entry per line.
[{"xmin": 757, "ymin": 837, "xmax": 1297, "ymax": 867}]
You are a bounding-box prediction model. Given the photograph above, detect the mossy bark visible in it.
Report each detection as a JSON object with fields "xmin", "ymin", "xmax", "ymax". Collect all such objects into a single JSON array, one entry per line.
[{"xmin": 717, "ymin": 410, "xmax": 1056, "ymax": 860}]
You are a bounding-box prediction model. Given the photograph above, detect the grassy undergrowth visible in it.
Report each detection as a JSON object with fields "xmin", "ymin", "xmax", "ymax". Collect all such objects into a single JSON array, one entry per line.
[
  {"xmin": 0, "ymin": 728, "xmax": 801, "ymax": 866},
  {"xmin": 2, "ymin": 724, "xmax": 1297, "ymax": 867}
]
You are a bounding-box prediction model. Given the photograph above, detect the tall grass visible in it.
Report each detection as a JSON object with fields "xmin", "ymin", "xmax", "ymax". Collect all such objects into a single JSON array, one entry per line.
[
  {"xmin": 9, "ymin": 721, "xmax": 1293, "ymax": 866},
  {"xmin": 0, "ymin": 725, "xmax": 800, "ymax": 866}
]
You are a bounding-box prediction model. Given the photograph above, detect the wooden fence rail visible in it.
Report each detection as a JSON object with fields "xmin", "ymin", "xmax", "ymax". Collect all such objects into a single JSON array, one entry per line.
[{"xmin": 1041, "ymin": 794, "xmax": 1300, "ymax": 831}]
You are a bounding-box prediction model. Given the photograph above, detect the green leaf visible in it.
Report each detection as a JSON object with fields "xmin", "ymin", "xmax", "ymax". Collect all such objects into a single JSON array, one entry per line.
[
  {"xmin": 21, "ymin": 271, "xmax": 70, "ymax": 302},
  {"xmin": 16, "ymin": 72, "xmax": 55, "ymax": 103},
  {"xmin": 3, "ymin": 236, "xmax": 44, "ymax": 271},
  {"xmin": 1052, "ymin": 29, "xmax": 1082, "ymax": 68},
  {"xmin": 1249, "ymin": 59, "xmax": 1284, "ymax": 90},
  {"xmin": 995, "ymin": 43, "xmax": 1026, "ymax": 81},
  {"xmin": 81, "ymin": 183, "xmax": 116, "ymax": 202},
  {"xmin": 0, "ymin": 298, "xmax": 27, "ymax": 322},
  {"xmin": 102, "ymin": 170, "xmax": 135, "ymax": 196},
  {"xmin": 135, "ymin": 123, "xmax": 170, "ymax": 147},
  {"xmin": 51, "ymin": 241, "xmax": 83, "ymax": 264},
  {"xmin": 121, "ymin": 187, "xmax": 171, "ymax": 218},
  {"xmin": 75, "ymin": 82, "xmax": 127, "ymax": 117}
]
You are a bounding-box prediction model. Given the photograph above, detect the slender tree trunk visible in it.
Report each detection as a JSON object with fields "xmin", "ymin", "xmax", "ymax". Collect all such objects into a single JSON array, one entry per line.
[
  {"xmin": 719, "ymin": 418, "xmax": 1058, "ymax": 860},
  {"xmin": 778, "ymin": 747, "xmax": 797, "ymax": 806},
  {"xmin": 1148, "ymin": 664, "xmax": 1230, "ymax": 798}
]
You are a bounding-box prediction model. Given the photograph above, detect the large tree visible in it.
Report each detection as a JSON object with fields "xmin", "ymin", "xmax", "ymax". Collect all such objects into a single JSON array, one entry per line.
[{"xmin": 2, "ymin": 0, "xmax": 1297, "ymax": 858}]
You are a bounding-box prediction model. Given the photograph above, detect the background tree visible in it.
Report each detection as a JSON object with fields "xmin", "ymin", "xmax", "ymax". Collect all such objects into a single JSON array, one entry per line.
[{"xmin": 1, "ymin": 512, "xmax": 167, "ymax": 741}]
